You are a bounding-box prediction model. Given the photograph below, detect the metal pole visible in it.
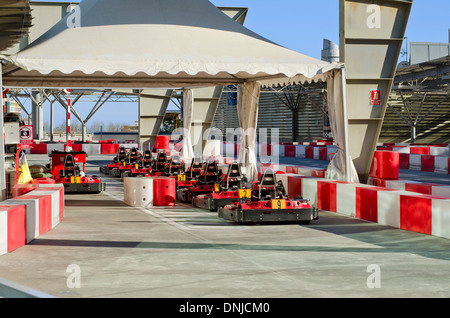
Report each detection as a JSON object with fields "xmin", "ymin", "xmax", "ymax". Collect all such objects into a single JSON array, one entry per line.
[
  {"xmin": 411, "ymin": 125, "xmax": 416, "ymax": 144},
  {"xmin": 82, "ymin": 122, "xmax": 86, "ymax": 142},
  {"xmin": 50, "ymin": 100, "xmax": 54, "ymax": 142},
  {"xmin": 0, "ymin": 63, "xmax": 6, "ymax": 200},
  {"xmin": 66, "ymin": 89, "xmax": 72, "ymax": 151},
  {"xmin": 340, "ymin": 66, "xmax": 352, "ymax": 182}
]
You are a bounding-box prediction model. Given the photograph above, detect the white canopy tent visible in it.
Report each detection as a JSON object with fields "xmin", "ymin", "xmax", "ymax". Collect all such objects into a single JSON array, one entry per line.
[{"xmin": 0, "ymin": 0, "xmax": 358, "ymax": 184}]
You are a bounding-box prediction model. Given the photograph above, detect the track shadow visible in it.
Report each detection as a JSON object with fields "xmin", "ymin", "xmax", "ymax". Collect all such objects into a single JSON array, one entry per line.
[
  {"xmin": 29, "ymin": 230, "xmax": 450, "ymax": 261},
  {"xmin": 64, "ymin": 199, "xmax": 128, "ymax": 207}
]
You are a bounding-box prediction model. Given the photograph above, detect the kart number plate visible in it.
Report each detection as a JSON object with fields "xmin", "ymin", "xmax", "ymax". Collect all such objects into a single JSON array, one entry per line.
[
  {"xmin": 70, "ymin": 176, "xmax": 81, "ymax": 183},
  {"xmin": 271, "ymin": 199, "xmax": 286, "ymax": 209},
  {"xmin": 177, "ymin": 174, "xmax": 186, "ymax": 181},
  {"xmin": 238, "ymin": 189, "xmax": 251, "ymax": 198},
  {"xmin": 214, "ymin": 183, "xmax": 220, "ymax": 192}
]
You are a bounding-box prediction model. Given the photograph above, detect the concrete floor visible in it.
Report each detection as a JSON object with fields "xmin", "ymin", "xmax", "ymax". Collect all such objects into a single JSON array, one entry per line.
[{"xmin": 0, "ymin": 154, "xmax": 449, "ymax": 298}]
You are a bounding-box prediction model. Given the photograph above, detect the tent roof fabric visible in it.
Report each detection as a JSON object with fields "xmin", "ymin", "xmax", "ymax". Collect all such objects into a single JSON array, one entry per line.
[{"xmin": 1, "ymin": 0, "xmax": 339, "ymax": 89}]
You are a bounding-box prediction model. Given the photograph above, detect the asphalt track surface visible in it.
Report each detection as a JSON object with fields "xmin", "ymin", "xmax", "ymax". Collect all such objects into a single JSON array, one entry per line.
[{"xmin": 0, "ymin": 154, "xmax": 449, "ymax": 299}]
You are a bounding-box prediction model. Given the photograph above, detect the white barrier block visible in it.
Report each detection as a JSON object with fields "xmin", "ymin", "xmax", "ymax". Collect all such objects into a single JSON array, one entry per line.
[
  {"xmin": 46, "ymin": 143, "xmax": 65, "ymax": 153},
  {"xmin": 434, "ymin": 156, "xmax": 448, "ymax": 174},
  {"xmin": 120, "ymin": 143, "xmax": 139, "ymax": 149},
  {"xmin": 224, "ymin": 143, "xmax": 235, "ymax": 158},
  {"xmin": 276, "ymin": 165, "xmax": 286, "ymax": 172},
  {"xmin": 432, "ymin": 199, "xmax": 450, "ymax": 239},
  {"xmin": 32, "ymin": 190, "xmax": 60, "ymax": 228},
  {"xmin": 430, "ymin": 147, "xmax": 449, "ymax": 157},
  {"xmin": 432, "ymin": 186, "xmax": 450, "ymax": 198},
  {"xmin": 124, "ymin": 177, "xmax": 154, "ymax": 207},
  {"xmin": 301, "ymin": 177, "xmax": 320, "ymax": 207},
  {"xmin": 82, "ymin": 143, "xmax": 101, "ymax": 155},
  {"xmin": 393, "ymin": 146, "xmax": 410, "ymax": 153},
  {"xmin": 376, "ymin": 190, "xmax": 410, "ymax": 228},
  {"xmin": 313, "ymin": 147, "xmax": 320, "ymax": 160},
  {"xmin": 295, "ymin": 145, "xmax": 306, "ymax": 158},
  {"xmin": 384, "ymin": 179, "xmax": 419, "ymax": 191},
  {"xmin": 279, "ymin": 144, "xmax": 285, "ymax": 157},
  {"xmin": 297, "ymin": 167, "xmax": 314, "ymax": 176},
  {"xmin": 335, "ymin": 183, "xmax": 371, "ymax": 217},
  {"xmin": 409, "ymin": 154, "xmax": 422, "ymax": 170}
]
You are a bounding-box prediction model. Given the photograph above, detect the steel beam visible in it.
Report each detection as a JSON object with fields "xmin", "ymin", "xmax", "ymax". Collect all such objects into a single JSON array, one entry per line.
[
  {"xmin": 138, "ymin": 89, "xmax": 173, "ymax": 151},
  {"xmin": 340, "ymin": 0, "xmax": 413, "ymax": 182},
  {"xmin": 191, "ymin": 86, "xmax": 224, "ymax": 153}
]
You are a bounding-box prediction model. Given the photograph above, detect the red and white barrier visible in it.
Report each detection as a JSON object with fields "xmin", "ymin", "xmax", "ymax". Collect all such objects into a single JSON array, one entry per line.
[
  {"xmin": 1, "ymin": 183, "xmax": 65, "ymax": 256},
  {"xmin": 4, "ymin": 198, "xmax": 41, "ymax": 243},
  {"xmin": 377, "ymin": 143, "xmax": 449, "ymax": 174},
  {"xmin": 432, "ymin": 199, "xmax": 450, "ymax": 239},
  {"xmin": 82, "ymin": 143, "xmax": 101, "ymax": 155},
  {"xmin": 0, "ymin": 204, "xmax": 27, "ymax": 255},
  {"xmin": 368, "ymin": 178, "xmax": 450, "ymax": 199},
  {"xmin": 271, "ymin": 162, "xmax": 450, "ymax": 239}
]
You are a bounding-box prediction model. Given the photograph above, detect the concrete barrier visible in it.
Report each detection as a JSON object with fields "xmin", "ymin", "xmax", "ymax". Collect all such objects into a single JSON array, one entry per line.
[
  {"xmin": 0, "ymin": 204, "xmax": 27, "ymax": 255},
  {"xmin": 124, "ymin": 177, "xmax": 154, "ymax": 208}
]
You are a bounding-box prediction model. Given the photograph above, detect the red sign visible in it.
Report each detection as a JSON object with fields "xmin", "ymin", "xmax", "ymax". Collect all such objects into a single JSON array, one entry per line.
[
  {"xmin": 19, "ymin": 125, "xmax": 34, "ymax": 145},
  {"xmin": 371, "ymin": 90, "xmax": 381, "ymax": 106}
]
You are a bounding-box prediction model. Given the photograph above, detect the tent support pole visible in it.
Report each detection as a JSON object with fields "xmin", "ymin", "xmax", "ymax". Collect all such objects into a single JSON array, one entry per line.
[
  {"xmin": 0, "ymin": 63, "xmax": 6, "ymax": 200},
  {"xmin": 341, "ymin": 66, "xmax": 351, "ymax": 182}
]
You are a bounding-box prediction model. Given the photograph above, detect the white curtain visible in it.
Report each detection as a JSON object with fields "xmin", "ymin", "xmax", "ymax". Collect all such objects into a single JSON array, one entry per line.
[
  {"xmin": 325, "ymin": 69, "xmax": 359, "ymax": 183},
  {"xmin": 237, "ymin": 82, "xmax": 260, "ymax": 183},
  {"xmin": 181, "ymin": 89, "xmax": 195, "ymax": 162}
]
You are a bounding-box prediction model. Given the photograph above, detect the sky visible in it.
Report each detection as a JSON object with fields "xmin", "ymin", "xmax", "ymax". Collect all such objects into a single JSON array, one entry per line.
[{"xmin": 16, "ymin": 0, "xmax": 450, "ymax": 131}]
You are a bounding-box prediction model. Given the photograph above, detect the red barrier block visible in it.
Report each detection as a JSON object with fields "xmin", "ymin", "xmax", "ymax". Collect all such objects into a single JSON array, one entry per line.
[
  {"xmin": 31, "ymin": 143, "xmax": 47, "ymax": 154},
  {"xmin": 153, "ymin": 135, "xmax": 170, "ymax": 151},
  {"xmin": 285, "ymin": 145, "xmax": 295, "ymax": 157},
  {"xmin": 65, "ymin": 144, "xmax": 82, "ymax": 152},
  {"xmin": 410, "ymin": 147, "xmax": 429, "ymax": 155},
  {"xmin": 12, "ymin": 184, "xmax": 38, "ymax": 198},
  {"xmin": 14, "ymin": 194, "xmax": 53, "ymax": 235},
  {"xmin": 369, "ymin": 177, "xmax": 386, "ymax": 188},
  {"xmin": 305, "ymin": 146, "xmax": 313, "ymax": 159},
  {"xmin": 286, "ymin": 176, "xmax": 304, "ymax": 198},
  {"xmin": 355, "ymin": 187, "xmax": 382, "ymax": 222},
  {"xmin": 33, "ymin": 178, "xmax": 56, "ymax": 184},
  {"xmin": 34, "ymin": 186, "xmax": 65, "ymax": 221},
  {"xmin": 285, "ymin": 166, "xmax": 299, "ymax": 174},
  {"xmin": 317, "ymin": 180, "xmax": 337, "ymax": 212},
  {"xmin": 370, "ymin": 151, "xmax": 399, "ymax": 180},
  {"xmin": 400, "ymin": 195, "xmax": 433, "ymax": 235},
  {"xmin": 311, "ymin": 169, "xmax": 326, "ymax": 178},
  {"xmin": 153, "ymin": 177, "xmax": 176, "ymax": 206},
  {"xmin": 421, "ymin": 155, "xmax": 435, "ymax": 172},
  {"xmin": 101, "ymin": 143, "xmax": 120, "ymax": 155},
  {"xmin": 318, "ymin": 147, "xmax": 328, "ymax": 160},
  {"xmin": 0, "ymin": 205, "xmax": 27, "ymax": 253},
  {"xmin": 404, "ymin": 183, "xmax": 440, "ymax": 195},
  {"xmin": 259, "ymin": 144, "xmax": 272, "ymax": 156},
  {"xmin": 399, "ymin": 153, "xmax": 409, "ymax": 169}
]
